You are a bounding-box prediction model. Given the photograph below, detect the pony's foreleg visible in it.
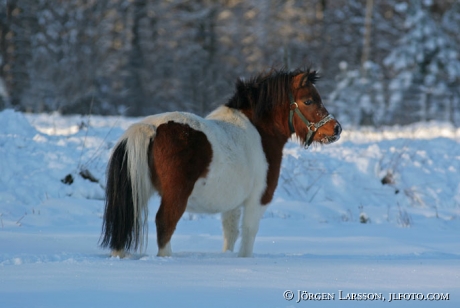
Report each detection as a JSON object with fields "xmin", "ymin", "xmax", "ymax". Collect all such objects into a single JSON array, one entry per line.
[
  {"xmin": 222, "ymin": 207, "xmax": 241, "ymax": 252},
  {"xmin": 238, "ymin": 203, "xmax": 267, "ymax": 257}
]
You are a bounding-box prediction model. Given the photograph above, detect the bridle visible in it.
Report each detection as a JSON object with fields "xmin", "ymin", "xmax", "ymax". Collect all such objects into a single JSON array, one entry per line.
[{"xmin": 288, "ymin": 91, "xmax": 334, "ymax": 148}]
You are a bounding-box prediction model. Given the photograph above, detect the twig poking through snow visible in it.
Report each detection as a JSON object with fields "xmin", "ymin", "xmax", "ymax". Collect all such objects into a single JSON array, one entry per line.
[
  {"xmin": 16, "ymin": 212, "xmax": 27, "ymax": 226},
  {"xmin": 397, "ymin": 203, "xmax": 412, "ymax": 227}
]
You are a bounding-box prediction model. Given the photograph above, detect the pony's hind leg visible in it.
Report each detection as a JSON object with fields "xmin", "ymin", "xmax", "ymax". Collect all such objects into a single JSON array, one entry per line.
[
  {"xmin": 155, "ymin": 192, "xmax": 190, "ymax": 257},
  {"xmin": 222, "ymin": 207, "xmax": 241, "ymax": 252},
  {"xmin": 151, "ymin": 121, "xmax": 213, "ymax": 257}
]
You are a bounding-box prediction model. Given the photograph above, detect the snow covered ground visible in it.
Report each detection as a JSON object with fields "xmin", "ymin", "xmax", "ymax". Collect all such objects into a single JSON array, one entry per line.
[{"xmin": 0, "ymin": 109, "xmax": 459, "ymax": 307}]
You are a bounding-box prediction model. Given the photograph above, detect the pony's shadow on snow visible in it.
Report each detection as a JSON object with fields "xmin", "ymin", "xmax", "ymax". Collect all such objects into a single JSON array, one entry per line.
[
  {"xmin": 99, "ymin": 251, "xmax": 246, "ymax": 261},
  {"xmin": 99, "ymin": 250, "xmax": 460, "ymax": 261}
]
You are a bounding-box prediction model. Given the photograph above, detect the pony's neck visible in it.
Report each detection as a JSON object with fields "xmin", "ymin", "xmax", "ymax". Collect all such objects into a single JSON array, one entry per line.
[{"xmin": 240, "ymin": 108, "xmax": 289, "ymax": 205}]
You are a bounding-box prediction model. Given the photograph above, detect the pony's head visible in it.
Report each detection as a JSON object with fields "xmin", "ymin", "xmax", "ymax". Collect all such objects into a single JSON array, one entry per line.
[
  {"xmin": 226, "ymin": 68, "xmax": 341, "ymax": 147},
  {"xmin": 288, "ymin": 70, "xmax": 341, "ymax": 147}
]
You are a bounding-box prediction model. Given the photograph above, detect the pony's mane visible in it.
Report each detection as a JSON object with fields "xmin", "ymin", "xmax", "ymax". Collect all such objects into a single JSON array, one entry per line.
[{"xmin": 226, "ymin": 68, "xmax": 318, "ymax": 120}]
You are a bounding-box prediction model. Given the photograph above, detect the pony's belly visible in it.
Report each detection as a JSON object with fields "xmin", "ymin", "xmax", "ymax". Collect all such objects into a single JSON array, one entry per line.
[
  {"xmin": 185, "ymin": 200, "xmax": 233, "ymax": 214},
  {"xmin": 185, "ymin": 177, "xmax": 250, "ymax": 214}
]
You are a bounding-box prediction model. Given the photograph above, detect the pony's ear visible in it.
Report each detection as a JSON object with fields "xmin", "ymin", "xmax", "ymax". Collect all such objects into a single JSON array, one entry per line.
[
  {"xmin": 306, "ymin": 70, "xmax": 319, "ymax": 85},
  {"xmin": 299, "ymin": 70, "xmax": 319, "ymax": 87}
]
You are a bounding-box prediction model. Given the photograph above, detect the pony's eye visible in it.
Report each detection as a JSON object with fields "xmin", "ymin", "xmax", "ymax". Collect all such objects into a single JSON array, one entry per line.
[{"xmin": 304, "ymin": 100, "xmax": 313, "ymax": 106}]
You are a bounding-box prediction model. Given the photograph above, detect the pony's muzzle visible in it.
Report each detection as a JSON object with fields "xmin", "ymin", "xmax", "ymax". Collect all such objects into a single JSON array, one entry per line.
[
  {"xmin": 321, "ymin": 121, "xmax": 341, "ymax": 144},
  {"xmin": 334, "ymin": 122, "xmax": 342, "ymax": 136}
]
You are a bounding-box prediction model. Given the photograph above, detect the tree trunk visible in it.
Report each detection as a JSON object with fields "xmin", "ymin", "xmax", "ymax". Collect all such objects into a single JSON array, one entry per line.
[
  {"xmin": 361, "ymin": 0, "xmax": 374, "ymax": 77},
  {"xmin": 127, "ymin": 0, "xmax": 147, "ymax": 116},
  {"xmin": 3, "ymin": 0, "xmax": 33, "ymax": 109}
]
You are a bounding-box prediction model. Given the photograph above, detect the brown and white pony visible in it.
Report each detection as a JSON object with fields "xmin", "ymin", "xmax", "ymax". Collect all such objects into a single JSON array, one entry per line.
[{"xmin": 100, "ymin": 68, "xmax": 341, "ymax": 258}]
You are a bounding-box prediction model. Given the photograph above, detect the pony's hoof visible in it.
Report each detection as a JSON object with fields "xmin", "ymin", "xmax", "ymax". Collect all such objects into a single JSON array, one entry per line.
[
  {"xmin": 111, "ymin": 249, "xmax": 126, "ymax": 258},
  {"xmin": 237, "ymin": 251, "xmax": 253, "ymax": 258},
  {"xmin": 157, "ymin": 242, "xmax": 172, "ymax": 257}
]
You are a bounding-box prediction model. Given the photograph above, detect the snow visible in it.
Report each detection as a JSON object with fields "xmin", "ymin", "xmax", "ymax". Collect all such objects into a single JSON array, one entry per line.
[{"xmin": 1, "ymin": 109, "xmax": 459, "ymax": 307}]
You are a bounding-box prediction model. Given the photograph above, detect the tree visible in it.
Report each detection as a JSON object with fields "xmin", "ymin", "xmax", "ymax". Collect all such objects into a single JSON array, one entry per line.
[
  {"xmin": 125, "ymin": 0, "xmax": 147, "ymax": 116},
  {"xmin": 0, "ymin": 4, "xmax": 10, "ymax": 108},
  {"xmin": 441, "ymin": 1, "xmax": 460, "ymax": 125},
  {"xmin": 361, "ymin": 0, "xmax": 374, "ymax": 76},
  {"xmin": 383, "ymin": 0, "xmax": 460, "ymax": 124},
  {"xmin": 328, "ymin": 61, "xmax": 386, "ymax": 126},
  {"xmin": 2, "ymin": 0, "xmax": 34, "ymax": 109}
]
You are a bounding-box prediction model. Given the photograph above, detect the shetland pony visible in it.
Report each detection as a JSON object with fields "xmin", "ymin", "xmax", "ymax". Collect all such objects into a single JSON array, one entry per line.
[{"xmin": 100, "ymin": 68, "xmax": 341, "ymax": 257}]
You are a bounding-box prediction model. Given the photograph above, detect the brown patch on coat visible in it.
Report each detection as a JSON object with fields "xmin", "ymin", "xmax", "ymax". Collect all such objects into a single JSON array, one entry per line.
[
  {"xmin": 239, "ymin": 108, "xmax": 286, "ymax": 205},
  {"xmin": 148, "ymin": 121, "xmax": 212, "ymax": 249},
  {"xmin": 258, "ymin": 130, "xmax": 286, "ymax": 205}
]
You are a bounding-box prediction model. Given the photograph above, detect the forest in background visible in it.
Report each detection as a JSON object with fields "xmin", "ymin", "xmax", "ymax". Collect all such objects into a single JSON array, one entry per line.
[{"xmin": 1, "ymin": 0, "xmax": 459, "ymax": 126}]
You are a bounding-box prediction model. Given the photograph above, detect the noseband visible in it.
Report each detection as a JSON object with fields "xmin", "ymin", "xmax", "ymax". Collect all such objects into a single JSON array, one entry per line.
[{"xmin": 288, "ymin": 92, "xmax": 334, "ymax": 148}]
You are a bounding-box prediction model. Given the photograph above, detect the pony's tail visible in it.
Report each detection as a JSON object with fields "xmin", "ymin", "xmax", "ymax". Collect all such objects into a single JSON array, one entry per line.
[{"xmin": 100, "ymin": 123, "xmax": 156, "ymax": 254}]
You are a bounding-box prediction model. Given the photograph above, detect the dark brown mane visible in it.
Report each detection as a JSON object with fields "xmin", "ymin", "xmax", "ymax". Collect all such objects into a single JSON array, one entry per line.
[{"xmin": 226, "ymin": 68, "xmax": 318, "ymax": 120}]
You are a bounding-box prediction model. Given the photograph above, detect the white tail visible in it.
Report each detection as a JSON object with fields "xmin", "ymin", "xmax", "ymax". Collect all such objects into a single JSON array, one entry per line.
[{"xmin": 118, "ymin": 123, "xmax": 156, "ymax": 252}]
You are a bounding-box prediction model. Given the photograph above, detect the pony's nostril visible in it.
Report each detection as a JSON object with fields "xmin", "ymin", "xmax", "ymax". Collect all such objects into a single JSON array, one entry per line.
[{"xmin": 334, "ymin": 123, "xmax": 342, "ymax": 135}]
